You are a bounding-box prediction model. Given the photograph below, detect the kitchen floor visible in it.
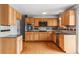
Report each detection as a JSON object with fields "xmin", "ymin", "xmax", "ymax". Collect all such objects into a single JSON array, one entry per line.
[{"xmin": 21, "ymin": 41, "xmax": 64, "ymax": 54}]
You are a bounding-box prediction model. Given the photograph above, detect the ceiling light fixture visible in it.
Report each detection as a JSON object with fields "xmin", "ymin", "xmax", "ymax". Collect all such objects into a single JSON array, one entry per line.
[{"xmin": 42, "ymin": 12, "xmax": 47, "ymax": 15}]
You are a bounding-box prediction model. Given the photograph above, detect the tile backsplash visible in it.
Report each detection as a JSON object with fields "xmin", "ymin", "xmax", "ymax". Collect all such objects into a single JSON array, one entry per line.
[{"xmin": 0, "ymin": 25, "xmax": 17, "ymax": 37}]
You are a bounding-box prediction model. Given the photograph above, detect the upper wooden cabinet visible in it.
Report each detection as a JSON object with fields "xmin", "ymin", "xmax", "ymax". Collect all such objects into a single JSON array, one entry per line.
[
  {"xmin": 47, "ymin": 18, "xmax": 58, "ymax": 26},
  {"xmin": 25, "ymin": 18, "xmax": 58, "ymax": 27},
  {"xmin": 59, "ymin": 9, "xmax": 75, "ymax": 26},
  {"xmin": 25, "ymin": 17, "xmax": 34, "ymax": 24},
  {"xmin": 16, "ymin": 11, "xmax": 22, "ymax": 20},
  {"xmin": 0, "ymin": 4, "xmax": 22, "ymax": 25},
  {"xmin": 9, "ymin": 7, "xmax": 16, "ymax": 25},
  {"xmin": 0, "ymin": 4, "xmax": 10, "ymax": 25},
  {"xmin": 34, "ymin": 18, "xmax": 41, "ymax": 26}
]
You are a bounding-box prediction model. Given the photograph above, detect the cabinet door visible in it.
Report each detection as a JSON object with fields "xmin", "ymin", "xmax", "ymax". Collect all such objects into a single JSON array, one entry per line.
[
  {"xmin": 39, "ymin": 32, "xmax": 44, "ymax": 40},
  {"xmin": 52, "ymin": 31, "xmax": 56, "ymax": 43},
  {"xmin": 47, "ymin": 32, "xmax": 52, "ymax": 40},
  {"xmin": 16, "ymin": 11, "xmax": 22, "ymax": 20},
  {"xmin": 34, "ymin": 18, "xmax": 41, "ymax": 26},
  {"xmin": 0, "ymin": 4, "xmax": 16, "ymax": 25},
  {"xmin": 0, "ymin": 5, "xmax": 1, "ymax": 24},
  {"xmin": 69, "ymin": 10, "xmax": 75, "ymax": 25},
  {"xmin": 25, "ymin": 18, "xmax": 34, "ymax": 24},
  {"xmin": 0, "ymin": 38, "xmax": 2, "ymax": 53},
  {"xmin": 25, "ymin": 32, "xmax": 30, "ymax": 41},
  {"xmin": 30, "ymin": 32, "xmax": 34, "ymax": 41},
  {"xmin": 39, "ymin": 32, "xmax": 49, "ymax": 41},
  {"xmin": 9, "ymin": 7, "xmax": 16, "ymax": 25},
  {"xmin": 1, "ymin": 38, "xmax": 16, "ymax": 54},
  {"xmin": 25, "ymin": 18, "xmax": 29, "ymax": 24},
  {"xmin": 0, "ymin": 4, "xmax": 9, "ymax": 25},
  {"xmin": 34, "ymin": 32, "xmax": 39, "ymax": 40},
  {"xmin": 59, "ymin": 34, "xmax": 64, "ymax": 50},
  {"xmin": 47, "ymin": 18, "xmax": 57, "ymax": 26},
  {"xmin": 17, "ymin": 36, "xmax": 23, "ymax": 54}
]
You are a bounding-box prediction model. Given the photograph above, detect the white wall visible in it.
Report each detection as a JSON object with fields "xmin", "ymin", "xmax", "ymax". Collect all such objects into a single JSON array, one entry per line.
[{"xmin": 76, "ymin": 7, "xmax": 79, "ymax": 53}]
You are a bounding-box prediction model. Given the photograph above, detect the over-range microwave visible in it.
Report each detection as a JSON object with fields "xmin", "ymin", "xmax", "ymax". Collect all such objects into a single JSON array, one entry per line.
[{"xmin": 39, "ymin": 22, "xmax": 47, "ymax": 27}]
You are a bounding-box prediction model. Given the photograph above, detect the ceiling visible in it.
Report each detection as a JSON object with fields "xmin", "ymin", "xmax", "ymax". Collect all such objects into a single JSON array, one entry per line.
[{"xmin": 10, "ymin": 4, "xmax": 74, "ymax": 17}]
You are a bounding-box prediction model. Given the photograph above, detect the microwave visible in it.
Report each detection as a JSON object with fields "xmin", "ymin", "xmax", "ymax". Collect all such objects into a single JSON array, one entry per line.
[{"xmin": 39, "ymin": 22, "xmax": 47, "ymax": 27}]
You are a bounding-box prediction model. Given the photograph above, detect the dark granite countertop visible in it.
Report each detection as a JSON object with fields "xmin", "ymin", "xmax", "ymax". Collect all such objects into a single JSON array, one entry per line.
[{"xmin": 26, "ymin": 30, "xmax": 76, "ymax": 35}]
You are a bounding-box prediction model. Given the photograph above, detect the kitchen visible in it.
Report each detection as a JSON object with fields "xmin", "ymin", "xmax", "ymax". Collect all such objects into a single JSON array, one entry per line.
[{"xmin": 0, "ymin": 4, "xmax": 77, "ymax": 54}]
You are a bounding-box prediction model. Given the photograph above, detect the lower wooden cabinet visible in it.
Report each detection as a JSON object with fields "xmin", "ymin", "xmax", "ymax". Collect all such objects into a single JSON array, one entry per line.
[
  {"xmin": 59, "ymin": 33, "xmax": 64, "ymax": 50},
  {"xmin": 17, "ymin": 36, "xmax": 23, "ymax": 54},
  {"xmin": 34, "ymin": 32, "xmax": 39, "ymax": 40},
  {"xmin": 0, "ymin": 38, "xmax": 16, "ymax": 54},
  {"xmin": 0, "ymin": 36, "xmax": 23, "ymax": 54},
  {"xmin": 52, "ymin": 31, "xmax": 56, "ymax": 43},
  {"xmin": 25, "ymin": 32, "xmax": 53, "ymax": 41},
  {"xmin": 25, "ymin": 32, "xmax": 30, "ymax": 41}
]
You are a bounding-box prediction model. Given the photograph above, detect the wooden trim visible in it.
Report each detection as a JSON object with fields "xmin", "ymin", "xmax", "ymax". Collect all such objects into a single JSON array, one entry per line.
[{"xmin": 24, "ymin": 40, "xmax": 52, "ymax": 42}]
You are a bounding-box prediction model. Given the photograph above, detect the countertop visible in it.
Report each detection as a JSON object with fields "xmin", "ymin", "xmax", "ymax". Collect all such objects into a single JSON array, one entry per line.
[
  {"xmin": 26, "ymin": 30, "xmax": 76, "ymax": 35},
  {"xmin": 0, "ymin": 34, "xmax": 22, "ymax": 38}
]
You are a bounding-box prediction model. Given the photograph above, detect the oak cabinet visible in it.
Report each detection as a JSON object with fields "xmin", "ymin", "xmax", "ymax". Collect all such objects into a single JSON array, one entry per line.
[
  {"xmin": 39, "ymin": 32, "xmax": 48, "ymax": 41},
  {"xmin": 17, "ymin": 36, "xmax": 23, "ymax": 54},
  {"xmin": 25, "ymin": 17, "xmax": 34, "ymax": 24},
  {"xmin": 25, "ymin": 32, "xmax": 53, "ymax": 41},
  {"xmin": 0, "ymin": 38, "xmax": 16, "ymax": 54},
  {"xmin": 52, "ymin": 31, "xmax": 56, "ymax": 43},
  {"xmin": 60, "ymin": 9, "xmax": 75, "ymax": 26},
  {"xmin": 25, "ymin": 32, "xmax": 34, "ymax": 41},
  {"xmin": 30, "ymin": 32, "xmax": 34, "ymax": 40},
  {"xmin": 25, "ymin": 32, "xmax": 30, "ymax": 41},
  {"xmin": 59, "ymin": 33, "xmax": 64, "ymax": 50},
  {"xmin": 47, "ymin": 18, "xmax": 58, "ymax": 26},
  {"xmin": 0, "ymin": 4, "xmax": 22, "ymax": 25},
  {"xmin": 34, "ymin": 32, "xmax": 39, "ymax": 40},
  {"xmin": 0, "ymin": 36, "xmax": 23, "ymax": 54},
  {"xmin": 16, "ymin": 11, "xmax": 22, "ymax": 20},
  {"xmin": 0, "ymin": 4, "xmax": 9, "ymax": 25},
  {"xmin": 9, "ymin": 7, "xmax": 16, "ymax": 25},
  {"xmin": 34, "ymin": 18, "xmax": 41, "ymax": 26}
]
